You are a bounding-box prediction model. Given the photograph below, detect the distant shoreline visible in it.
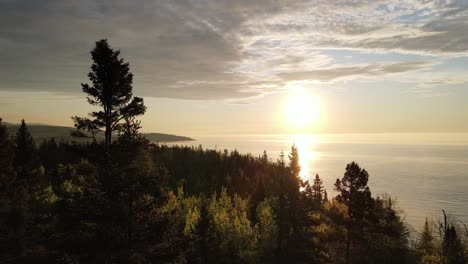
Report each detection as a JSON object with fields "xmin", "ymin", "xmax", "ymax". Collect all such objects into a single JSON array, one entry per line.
[{"xmin": 4, "ymin": 122, "xmax": 194, "ymax": 143}]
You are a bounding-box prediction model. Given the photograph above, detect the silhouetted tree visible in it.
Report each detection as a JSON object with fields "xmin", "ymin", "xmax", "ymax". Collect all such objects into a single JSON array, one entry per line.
[
  {"xmin": 0, "ymin": 118, "xmax": 16, "ymax": 261},
  {"xmin": 312, "ymin": 174, "xmax": 324, "ymax": 204},
  {"xmin": 261, "ymin": 150, "xmax": 268, "ymax": 164},
  {"xmin": 0, "ymin": 118, "xmax": 15, "ymax": 201},
  {"xmin": 13, "ymin": 120, "xmax": 39, "ymax": 184},
  {"xmin": 5, "ymin": 120, "xmax": 56, "ymax": 260},
  {"xmin": 367, "ymin": 196, "xmax": 411, "ymax": 263},
  {"xmin": 418, "ymin": 218, "xmax": 437, "ymax": 257},
  {"xmin": 72, "ymin": 39, "xmax": 146, "ymax": 148},
  {"xmin": 288, "ymin": 145, "xmax": 300, "ymax": 181},
  {"xmin": 335, "ymin": 161, "xmax": 373, "ymax": 264},
  {"xmin": 439, "ymin": 210, "xmax": 466, "ymax": 264}
]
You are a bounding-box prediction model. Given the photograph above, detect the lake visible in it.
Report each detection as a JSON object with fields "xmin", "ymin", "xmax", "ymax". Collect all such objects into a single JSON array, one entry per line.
[{"xmin": 168, "ymin": 133, "xmax": 468, "ymax": 230}]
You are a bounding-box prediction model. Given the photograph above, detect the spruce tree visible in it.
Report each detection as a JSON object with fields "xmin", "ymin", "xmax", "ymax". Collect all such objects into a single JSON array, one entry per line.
[
  {"xmin": 13, "ymin": 119, "xmax": 38, "ymax": 184},
  {"xmin": 288, "ymin": 145, "xmax": 301, "ymax": 180},
  {"xmin": 312, "ymin": 174, "xmax": 324, "ymax": 204},
  {"xmin": 440, "ymin": 211, "xmax": 466, "ymax": 264},
  {"xmin": 10, "ymin": 120, "xmax": 52, "ymax": 259},
  {"xmin": 0, "ymin": 118, "xmax": 15, "ymax": 202},
  {"xmin": 418, "ymin": 218, "xmax": 436, "ymax": 256}
]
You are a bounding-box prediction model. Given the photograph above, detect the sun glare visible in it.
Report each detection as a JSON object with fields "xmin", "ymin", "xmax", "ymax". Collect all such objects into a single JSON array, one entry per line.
[{"xmin": 283, "ymin": 93, "xmax": 321, "ymax": 130}]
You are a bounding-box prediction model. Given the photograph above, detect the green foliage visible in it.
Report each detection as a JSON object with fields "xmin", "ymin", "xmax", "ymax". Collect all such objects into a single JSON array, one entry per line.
[
  {"xmin": 207, "ymin": 188, "xmax": 259, "ymax": 263},
  {"xmin": 334, "ymin": 161, "xmax": 373, "ymax": 217},
  {"xmin": 417, "ymin": 218, "xmax": 438, "ymax": 261},
  {"xmin": 163, "ymin": 186, "xmax": 202, "ymax": 236},
  {"xmin": 310, "ymin": 199, "xmax": 348, "ymax": 263},
  {"xmin": 256, "ymin": 197, "xmax": 279, "ymax": 259}
]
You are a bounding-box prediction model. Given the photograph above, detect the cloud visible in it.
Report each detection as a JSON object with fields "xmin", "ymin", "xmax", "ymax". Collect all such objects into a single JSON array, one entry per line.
[
  {"xmin": 0, "ymin": 0, "xmax": 467, "ymax": 100},
  {"xmin": 248, "ymin": 0, "xmax": 468, "ymax": 55},
  {"xmin": 403, "ymin": 87, "xmax": 451, "ymax": 97},
  {"xmin": 278, "ymin": 61, "xmax": 431, "ymax": 82}
]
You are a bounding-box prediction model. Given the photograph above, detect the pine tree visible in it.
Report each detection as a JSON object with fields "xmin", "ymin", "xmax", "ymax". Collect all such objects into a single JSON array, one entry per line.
[
  {"xmin": 440, "ymin": 210, "xmax": 466, "ymax": 264},
  {"xmin": 335, "ymin": 161, "xmax": 373, "ymax": 264},
  {"xmin": 312, "ymin": 174, "xmax": 324, "ymax": 204},
  {"xmin": 418, "ymin": 218, "xmax": 436, "ymax": 256},
  {"xmin": 0, "ymin": 118, "xmax": 15, "ymax": 201},
  {"xmin": 8, "ymin": 120, "xmax": 53, "ymax": 259},
  {"xmin": 278, "ymin": 150, "xmax": 285, "ymax": 168},
  {"xmin": 288, "ymin": 145, "xmax": 301, "ymax": 180},
  {"xmin": 72, "ymin": 39, "xmax": 146, "ymax": 148},
  {"xmin": 261, "ymin": 150, "xmax": 268, "ymax": 164},
  {"xmin": 13, "ymin": 120, "xmax": 38, "ymax": 184}
]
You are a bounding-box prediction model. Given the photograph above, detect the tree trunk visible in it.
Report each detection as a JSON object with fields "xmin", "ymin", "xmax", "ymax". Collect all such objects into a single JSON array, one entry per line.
[
  {"xmin": 346, "ymin": 223, "xmax": 351, "ymax": 264},
  {"xmin": 105, "ymin": 107, "xmax": 112, "ymax": 148},
  {"xmin": 128, "ymin": 194, "xmax": 133, "ymax": 262}
]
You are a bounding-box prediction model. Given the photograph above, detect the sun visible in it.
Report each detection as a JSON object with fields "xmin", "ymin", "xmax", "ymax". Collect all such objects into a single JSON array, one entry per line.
[{"xmin": 283, "ymin": 93, "xmax": 321, "ymax": 130}]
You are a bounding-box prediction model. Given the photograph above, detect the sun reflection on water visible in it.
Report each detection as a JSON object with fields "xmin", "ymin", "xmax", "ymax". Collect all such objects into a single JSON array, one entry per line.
[{"xmin": 287, "ymin": 134, "xmax": 320, "ymax": 182}]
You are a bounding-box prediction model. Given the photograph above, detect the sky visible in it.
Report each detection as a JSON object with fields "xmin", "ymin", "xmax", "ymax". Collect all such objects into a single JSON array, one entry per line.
[{"xmin": 1, "ymin": 0, "xmax": 468, "ymax": 136}]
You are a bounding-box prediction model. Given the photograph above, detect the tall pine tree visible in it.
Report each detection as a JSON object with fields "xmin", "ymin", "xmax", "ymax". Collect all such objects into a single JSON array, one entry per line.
[
  {"xmin": 72, "ymin": 39, "xmax": 146, "ymax": 148},
  {"xmin": 418, "ymin": 218, "xmax": 436, "ymax": 256},
  {"xmin": 13, "ymin": 120, "xmax": 39, "ymax": 185},
  {"xmin": 0, "ymin": 118, "xmax": 15, "ymax": 202},
  {"xmin": 312, "ymin": 174, "xmax": 324, "ymax": 204},
  {"xmin": 335, "ymin": 161, "xmax": 373, "ymax": 264}
]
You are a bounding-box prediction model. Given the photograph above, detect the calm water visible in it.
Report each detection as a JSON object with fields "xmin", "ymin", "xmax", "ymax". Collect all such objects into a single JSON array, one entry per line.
[{"xmin": 168, "ymin": 133, "xmax": 468, "ymax": 230}]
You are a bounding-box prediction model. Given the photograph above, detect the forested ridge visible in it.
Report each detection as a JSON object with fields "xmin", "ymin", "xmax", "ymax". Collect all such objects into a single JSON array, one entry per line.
[
  {"xmin": 3, "ymin": 123, "xmax": 194, "ymax": 143},
  {"xmin": 1, "ymin": 39, "xmax": 466, "ymax": 263}
]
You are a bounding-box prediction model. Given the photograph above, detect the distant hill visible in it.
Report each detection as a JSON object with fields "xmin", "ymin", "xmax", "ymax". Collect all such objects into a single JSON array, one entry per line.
[
  {"xmin": 144, "ymin": 133, "xmax": 193, "ymax": 143},
  {"xmin": 4, "ymin": 122, "xmax": 194, "ymax": 143}
]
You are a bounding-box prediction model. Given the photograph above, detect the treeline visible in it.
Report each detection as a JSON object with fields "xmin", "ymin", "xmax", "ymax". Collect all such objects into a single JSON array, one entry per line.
[{"xmin": 1, "ymin": 119, "xmax": 467, "ymax": 263}]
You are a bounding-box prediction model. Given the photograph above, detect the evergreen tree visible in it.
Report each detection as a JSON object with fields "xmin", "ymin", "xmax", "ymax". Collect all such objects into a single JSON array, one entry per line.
[
  {"xmin": 257, "ymin": 197, "xmax": 279, "ymax": 262},
  {"xmin": 0, "ymin": 118, "xmax": 15, "ymax": 202},
  {"xmin": 366, "ymin": 196, "xmax": 411, "ymax": 263},
  {"xmin": 13, "ymin": 120, "xmax": 38, "ymax": 184},
  {"xmin": 261, "ymin": 150, "xmax": 268, "ymax": 164},
  {"xmin": 7, "ymin": 120, "xmax": 55, "ymax": 260},
  {"xmin": 335, "ymin": 161, "xmax": 374, "ymax": 264},
  {"xmin": 418, "ymin": 218, "xmax": 437, "ymax": 257},
  {"xmin": 312, "ymin": 174, "xmax": 324, "ymax": 204},
  {"xmin": 440, "ymin": 210, "xmax": 465, "ymax": 264},
  {"xmin": 288, "ymin": 145, "xmax": 300, "ymax": 181},
  {"xmin": 72, "ymin": 39, "xmax": 146, "ymax": 147},
  {"xmin": 0, "ymin": 118, "xmax": 16, "ymax": 261}
]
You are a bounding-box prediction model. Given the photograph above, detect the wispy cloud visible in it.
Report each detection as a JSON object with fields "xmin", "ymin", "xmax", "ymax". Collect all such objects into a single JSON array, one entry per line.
[{"xmin": 277, "ymin": 61, "xmax": 431, "ymax": 82}]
